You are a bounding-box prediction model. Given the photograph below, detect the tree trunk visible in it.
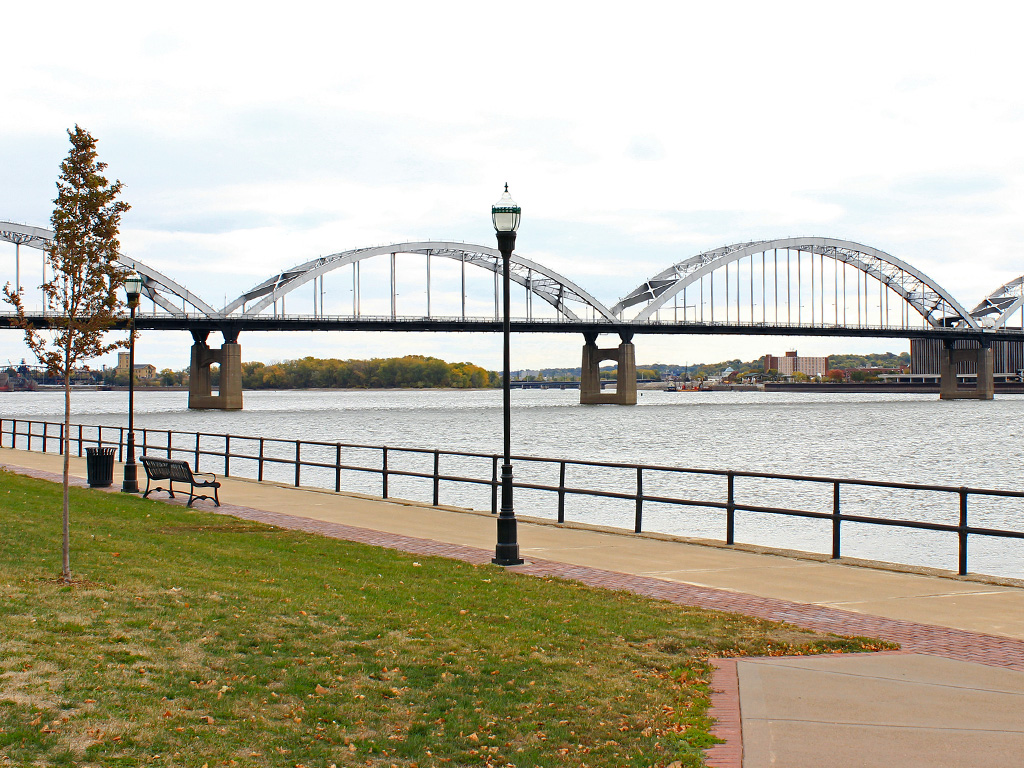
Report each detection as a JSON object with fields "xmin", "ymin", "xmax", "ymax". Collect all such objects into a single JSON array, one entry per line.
[{"xmin": 62, "ymin": 357, "xmax": 71, "ymax": 582}]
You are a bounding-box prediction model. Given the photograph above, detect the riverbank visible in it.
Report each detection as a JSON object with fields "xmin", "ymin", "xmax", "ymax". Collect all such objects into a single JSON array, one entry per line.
[
  {"xmin": 0, "ymin": 460, "xmax": 891, "ymax": 767},
  {"xmin": 4, "ymin": 448, "xmax": 1022, "ymax": 767}
]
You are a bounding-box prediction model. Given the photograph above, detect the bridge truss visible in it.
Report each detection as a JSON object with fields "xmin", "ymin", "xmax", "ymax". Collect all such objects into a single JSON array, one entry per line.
[
  {"xmin": 971, "ymin": 276, "xmax": 1024, "ymax": 330},
  {"xmin": 613, "ymin": 237, "xmax": 980, "ymax": 332},
  {"xmin": 0, "ymin": 222, "xmax": 215, "ymax": 317},
  {"xmin": 223, "ymin": 242, "xmax": 618, "ymax": 322}
]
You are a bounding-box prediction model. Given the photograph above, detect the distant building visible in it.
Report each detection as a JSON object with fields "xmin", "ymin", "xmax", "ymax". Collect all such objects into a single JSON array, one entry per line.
[
  {"xmin": 764, "ymin": 350, "xmax": 828, "ymax": 378},
  {"xmin": 116, "ymin": 352, "xmax": 156, "ymax": 381}
]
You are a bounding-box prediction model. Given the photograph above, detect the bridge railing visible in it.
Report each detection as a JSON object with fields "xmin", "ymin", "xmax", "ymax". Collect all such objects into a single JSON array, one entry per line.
[{"xmin": 3, "ymin": 416, "xmax": 1022, "ymax": 578}]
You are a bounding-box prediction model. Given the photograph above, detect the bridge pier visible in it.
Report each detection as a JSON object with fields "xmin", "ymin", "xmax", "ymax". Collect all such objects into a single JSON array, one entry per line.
[
  {"xmin": 939, "ymin": 339, "xmax": 994, "ymax": 400},
  {"xmin": 580, "ymin": 332, "xmax": 637, "ymax": 405},
  {"xmin": 188, "ymin": 330, "xmax": 243, "ymax": 410}
]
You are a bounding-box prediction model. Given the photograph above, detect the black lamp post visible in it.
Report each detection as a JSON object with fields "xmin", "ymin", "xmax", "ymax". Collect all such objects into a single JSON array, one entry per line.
[
  {"xmin": 492, "ymin": 184, "xmax": 524, "ymax": 566},
  {"xmin": 121, "ymin": 275, "xmax": 142, "ymax": 493}
]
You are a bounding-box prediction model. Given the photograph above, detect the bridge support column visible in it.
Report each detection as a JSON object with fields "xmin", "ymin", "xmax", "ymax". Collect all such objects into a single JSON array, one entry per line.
[
  {"xmin": 580, "ymin": 332, "xmax": 637, "ymax": 405},
  {"xmin": 188, "ymin": 330, "xmax": 244, "ymax": 410},
  {"xmin": 939, "ymin": 340, "xmax": 994, "ymax": 401}
]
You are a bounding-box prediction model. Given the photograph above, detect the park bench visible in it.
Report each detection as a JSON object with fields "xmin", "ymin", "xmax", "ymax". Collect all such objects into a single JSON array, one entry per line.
[{"xmin": 139, "ymin": 455, "xmax": 221, "ymax": 507}]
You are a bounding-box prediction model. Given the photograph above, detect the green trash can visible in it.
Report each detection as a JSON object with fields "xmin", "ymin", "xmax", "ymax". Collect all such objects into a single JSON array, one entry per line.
[{"xmin": 85, "ymin": 447, "xmax": 116, "ymax": 488}]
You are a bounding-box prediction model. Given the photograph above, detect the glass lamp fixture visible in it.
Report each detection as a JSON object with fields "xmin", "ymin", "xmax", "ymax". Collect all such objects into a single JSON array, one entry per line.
[
  {"xmin": 491, "ymin": 184, "xmax": 521, "ymax": 233},
  {"xmin": 124, "ymin": 275, "xmax": 143, "ymax": 302}
]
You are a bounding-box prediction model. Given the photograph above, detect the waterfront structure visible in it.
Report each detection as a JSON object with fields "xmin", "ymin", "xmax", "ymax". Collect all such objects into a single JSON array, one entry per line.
[
  {"xmin": 6, "ymin": 223, "xmax": 1024, "ymax": 406},
  {"xmin": 765, "ymin": 350, "xmax": 828, "ymax": 378}
]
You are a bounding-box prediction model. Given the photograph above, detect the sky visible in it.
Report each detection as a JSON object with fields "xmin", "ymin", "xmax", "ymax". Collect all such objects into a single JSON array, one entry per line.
[{"xmin": 3, "ymin": 1, "xmax": 1024, "ymax": 373}]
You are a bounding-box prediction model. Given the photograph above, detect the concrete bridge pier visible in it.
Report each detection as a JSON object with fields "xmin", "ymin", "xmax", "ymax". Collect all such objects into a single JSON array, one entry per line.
[
  {"xmin": 580, "ymin": 332, "xmax": 637, "ymax": 405},
  {"xmin": 188, "ymin": 329, "xmax": 243, "ymax": 410},
  {"xmin": 939, "ymin": 339, "xmax": 994, "ymax": 400}
]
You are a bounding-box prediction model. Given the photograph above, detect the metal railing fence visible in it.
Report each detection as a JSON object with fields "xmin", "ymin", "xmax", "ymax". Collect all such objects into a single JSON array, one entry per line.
[{"xmin": 2, "ymin": 416, "xmax": 1022, "ymax": 577}]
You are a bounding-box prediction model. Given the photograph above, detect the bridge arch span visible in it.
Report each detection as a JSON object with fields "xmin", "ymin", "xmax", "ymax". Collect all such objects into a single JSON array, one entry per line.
[
  {"xmin": 613, "ymin": 237, "xmax": 980, "ymax": 331},
  {"xmin": 971, "ymin": 276, "xmax": 1024, "ymax": 330},
  {"xmin": 0, "ymin": 222, "xmax": 217, "ymax": 317},
  {"xmin": 225, "ymin": 242, "xmax": 618, "ymax": 322}
]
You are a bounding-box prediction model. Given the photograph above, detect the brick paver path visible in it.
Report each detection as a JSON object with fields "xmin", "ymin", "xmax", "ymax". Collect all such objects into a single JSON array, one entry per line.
[{"xmin": 6, "ymin": 461, "xmax": 1022, "ymax": 767}]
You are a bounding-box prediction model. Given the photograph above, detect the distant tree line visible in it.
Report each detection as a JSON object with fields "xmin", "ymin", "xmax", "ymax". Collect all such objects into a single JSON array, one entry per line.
[{"xmin": 241, "ymin": 355, "xmax": 496, "ymax": 389}]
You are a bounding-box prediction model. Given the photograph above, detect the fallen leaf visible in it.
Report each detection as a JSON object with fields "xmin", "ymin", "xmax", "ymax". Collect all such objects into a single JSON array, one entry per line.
[
  {"xmin": 29, "ymin": 716, "xmax": 41, "ymax": 726},
  {"xmin": 468, "ymin": 733, "xmax": 479, "ymax": 742},
  {"xmin": 315, "ymin": 684, "xmax": 328, "ymax": 695},
  {"xmin": 83, "ymin": 699, "xmax": 96, "ymax": 704}
]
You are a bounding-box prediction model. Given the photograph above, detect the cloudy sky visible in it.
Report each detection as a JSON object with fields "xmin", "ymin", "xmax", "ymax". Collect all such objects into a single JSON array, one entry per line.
[{"xmin": 3, "ymin": 1, "xmax": 1023, "ymax": 372}]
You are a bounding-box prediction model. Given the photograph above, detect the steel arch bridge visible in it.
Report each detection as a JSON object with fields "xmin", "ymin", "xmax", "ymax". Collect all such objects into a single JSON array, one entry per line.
[
  {"xmin": 612, "ymin": 237, "xmax": 981, "ymax": 331},
  {"xmin": 2, "ymin": 223, "xmax": 995, "ymax": 335},
  {"xmin": 5, "ymin": 221, "xmax": 1019, "ymax": 405},
  {"xmin": 223, "ymin": 241, "xmax": 619, "ymax": 322},
  {"xmin": 0, "ymin": 223, "xmax": 616, "ymax": 323}
]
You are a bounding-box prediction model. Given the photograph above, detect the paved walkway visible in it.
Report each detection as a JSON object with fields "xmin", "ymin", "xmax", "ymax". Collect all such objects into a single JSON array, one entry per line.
[{"xmin": 2, "ymin": 447, "xmax": 1022, "ymax": 767}]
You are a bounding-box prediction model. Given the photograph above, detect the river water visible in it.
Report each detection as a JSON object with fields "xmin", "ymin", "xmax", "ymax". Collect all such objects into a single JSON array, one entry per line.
[{"xmin": 3, "ymin": 388, "xmax": 1022, "ymax": 579}]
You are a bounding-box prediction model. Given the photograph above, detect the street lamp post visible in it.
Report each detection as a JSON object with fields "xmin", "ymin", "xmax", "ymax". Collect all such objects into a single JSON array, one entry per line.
[
  {"xmin": 492, "ymin": 184, "xmax": 524, "ymax": 566},
  {"xmin": 121, "ymin": 275, "xmax": 142, "ymax": 493}
]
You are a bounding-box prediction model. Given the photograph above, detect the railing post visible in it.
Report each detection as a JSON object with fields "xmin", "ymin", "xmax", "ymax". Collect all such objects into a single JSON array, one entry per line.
[
  {"xmin": 78, "ymin": 424, "xmax": 83, "ymax": 456},
  {"xmin": 11, "ymin": 419, "xmax": 17, "ymax": 450},
  {"xmin": 294, "ymin": 441, "xmax": 301, "ymax": 487},
  {"xmin": 166, "ymin": 430, "xmax": 172, "ymax": 459},
  {"xmin": 258, "ymin": 437, "xmax": 265, "ymax": 482},
  {"xmin": 832, "ymin": 481, "xmax": 841, "ymax": 559},
  {"xmin": 557, "ymin": 460, "xmax": 566, "ymax": 523},
  {"xmin": 432, "ymin": 450, "xmax": 440, "ymax": 506},
  {"xmin": 726, "ymin": 472, "xmax": 735, "ymax": 545},
  {"xmin": 958, "ymin": 488, "xmax": 968, "ymax": 576},
  {"xmin": 140, "ymin": 428, "xmax": 148, "ymax": 456},
  {"xmin": 42, "ymin": 421, "xmax": 47, "ymax": 453},
  {"xmin": 491, "ymin": 455, "xmax": 498, "ymax": 515},
  {"xmin": 382, "ymin": 447, "xmax": 389, "ymax": 499},
  {"xmin": 224, "ymin": 435, "xmax": 231, "ymax": 477},
  {"xmin": 634, "ymin": 466, "xmax": 644, "ymax": 533},
  {"xmin": 194, "ymin": 432, "xmax": 200, "ymax": 471},
  {"xmin": 334, "ymin": 443, "xmax": 341, "ymax": 492},
  {"xmin": 59, "ymin": 422, "xmax": 64, "ymax": 456},
  {"xmin": 118, "ymin": 427, "xmax": 124, "ymax": 463}
]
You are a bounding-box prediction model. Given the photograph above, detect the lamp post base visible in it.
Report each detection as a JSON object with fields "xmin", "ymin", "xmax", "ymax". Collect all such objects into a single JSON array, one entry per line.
[
  {"xmin": 492, "ymin": 514, "xmax": 523, "ymax": 566},
  {"xmin": 122, "ymin": 432, "xmax": 140, "ymax": 493},
  {"xmin": 121, "ymin": 462, "xmax": 140, "ymax": 494}
]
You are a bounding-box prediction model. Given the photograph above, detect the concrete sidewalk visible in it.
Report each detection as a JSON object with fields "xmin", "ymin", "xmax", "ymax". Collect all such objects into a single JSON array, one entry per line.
[{"xmin": 3, "ymin": 447, "xmax": 1023, "ymax": 767}]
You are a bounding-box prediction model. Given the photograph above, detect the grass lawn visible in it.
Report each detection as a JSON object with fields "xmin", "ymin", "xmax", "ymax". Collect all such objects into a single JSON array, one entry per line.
[{"xmin": 0, "ymin": 469, "xmax": 896, "ymax": 767}]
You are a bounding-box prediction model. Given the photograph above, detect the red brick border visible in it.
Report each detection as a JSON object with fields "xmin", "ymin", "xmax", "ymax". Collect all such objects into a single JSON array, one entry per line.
[
  {"xmin": 6, "ymin": 461, "xmax": 1023, "ymax": 768},
  {"xmin": 706, "ymin": 659, "xmax": 742, "ymax": 768}
]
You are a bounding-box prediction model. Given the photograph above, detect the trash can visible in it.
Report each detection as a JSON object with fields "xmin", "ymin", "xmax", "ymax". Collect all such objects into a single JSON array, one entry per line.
[{"xmin": 85, "ymin": 447, "xmax": 116, "ymax": 488}]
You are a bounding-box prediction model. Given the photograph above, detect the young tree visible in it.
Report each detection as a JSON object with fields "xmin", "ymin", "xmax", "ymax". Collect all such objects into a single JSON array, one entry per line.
[{"xmin": 2, "ymin": 125, "xmax": 131, "ymax": 582}]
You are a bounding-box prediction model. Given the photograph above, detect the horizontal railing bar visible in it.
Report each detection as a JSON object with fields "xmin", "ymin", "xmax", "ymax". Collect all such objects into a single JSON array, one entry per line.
[
  {"xmin": 2, "ymin": 417, "xmax": 1023, "ymax": 566},
  {"xmin": 5, "ymin": 417, "xmax": 1024, "ymax": 500}
]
